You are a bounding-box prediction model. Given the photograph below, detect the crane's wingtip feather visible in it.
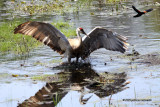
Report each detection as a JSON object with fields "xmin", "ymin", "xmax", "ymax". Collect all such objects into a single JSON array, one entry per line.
[
  {"xmin": 124, "ymin": 42, "xmax": 130, "ymax": 46},
  {"xmin": 14, "ymin": 21, "xmax": 31, "ymax": 34}
]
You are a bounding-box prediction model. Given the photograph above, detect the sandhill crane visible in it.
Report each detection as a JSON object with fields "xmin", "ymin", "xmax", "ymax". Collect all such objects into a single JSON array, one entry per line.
[{"xmin": 14, "ymin": 21, "xmax": 128, "ymax": 63}]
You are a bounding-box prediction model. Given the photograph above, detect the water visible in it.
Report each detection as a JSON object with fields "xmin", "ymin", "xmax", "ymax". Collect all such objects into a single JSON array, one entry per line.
[{"xmin": 0, "ymin": 0, "xmax": 160, "ymax": 107}]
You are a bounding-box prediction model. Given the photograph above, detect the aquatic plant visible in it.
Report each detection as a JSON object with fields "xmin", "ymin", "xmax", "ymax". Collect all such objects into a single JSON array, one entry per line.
[
  {"xmin": 31, "ymin": 74, "xmax": 55, "ymax": 81},
  {"xmin": 31, "ymin": 72, "xmax": 70, "ymax": 83},
  {"xmin": 9, "ymin": 0, "xmax": 72, "ymax": 15},
  {"xmin": 7, "ymin": 0, "xmax": 128, "ymax": 16}
]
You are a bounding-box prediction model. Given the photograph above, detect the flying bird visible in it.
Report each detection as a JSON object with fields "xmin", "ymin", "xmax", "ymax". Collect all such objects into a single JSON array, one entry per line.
[
  {"xmin": 14, "ymin": 21, "xmax": 128, "ymax": 63},
  {"xmin": 132, "ymin": 5, "xmax": 153, "ymax": 17}
]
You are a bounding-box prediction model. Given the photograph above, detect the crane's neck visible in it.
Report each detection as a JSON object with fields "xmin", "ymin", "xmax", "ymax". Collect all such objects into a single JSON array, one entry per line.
[{"xmin": 76, "ymin": 30, "xmax": 82, "ymax": 48}]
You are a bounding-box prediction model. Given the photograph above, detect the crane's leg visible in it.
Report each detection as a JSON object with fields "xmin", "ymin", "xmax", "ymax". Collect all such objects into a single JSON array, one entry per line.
[
  {"xmin": 68, "ymin": 57, "xmax": 71, "ymax": 64},
  {"xmin": 76, "ymin": 57, "xmax": 79, "ymax": 63}
]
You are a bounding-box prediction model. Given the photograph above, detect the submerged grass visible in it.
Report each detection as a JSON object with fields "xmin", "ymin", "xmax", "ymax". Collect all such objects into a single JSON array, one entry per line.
[
  {"xmin": 31, "ymin": 74, "xmax": 54, "ymax": 81},
  {"xmin": 31, "ymin": 72, "xmax": 70, "ymax": 82},
  {"xmin": 0, "ymin": 19, "xmax": 76, "ymax": 57}
]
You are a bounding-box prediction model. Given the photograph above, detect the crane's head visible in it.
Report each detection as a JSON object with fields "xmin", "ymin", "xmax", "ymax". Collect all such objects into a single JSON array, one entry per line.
[{"xmin": 77, "ymin": 27, "xmax": 90, "ymax": 38}]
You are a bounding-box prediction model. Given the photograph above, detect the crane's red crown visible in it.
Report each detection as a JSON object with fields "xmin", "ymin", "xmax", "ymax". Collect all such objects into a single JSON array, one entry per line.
[{"xmin": 79, "ymin": 27, "xmax": 83, "ymax": 30}]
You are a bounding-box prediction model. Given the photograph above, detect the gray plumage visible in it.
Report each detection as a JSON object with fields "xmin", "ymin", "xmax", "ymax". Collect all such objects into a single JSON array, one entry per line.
[{"xmin": 81, "ymin": 27, "xmax": 128, "ymax": 59}]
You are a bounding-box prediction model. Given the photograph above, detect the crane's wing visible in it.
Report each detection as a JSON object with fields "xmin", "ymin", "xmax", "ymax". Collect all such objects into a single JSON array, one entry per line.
[
  {"xmin": 14, "ymin": 21, "xmax": 71, "ymax": 54},
  {"xmin": 81, "ymin": 27, "xmax": 128, "ymax": 59}
]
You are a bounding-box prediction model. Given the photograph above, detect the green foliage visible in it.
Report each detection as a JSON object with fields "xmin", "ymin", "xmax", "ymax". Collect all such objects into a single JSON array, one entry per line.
[
  {"xmin": 0, "ymin": 20, "xmax": 40, "ymax": 55},
  {"xmin": 52, "ymin": 20, "xmax": 76, "ymax": 37}
]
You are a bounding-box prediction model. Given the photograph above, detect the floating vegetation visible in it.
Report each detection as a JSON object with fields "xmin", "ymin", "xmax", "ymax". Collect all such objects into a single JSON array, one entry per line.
[
  {"xmin": 31, "ymin": 74, "xmax": 54, "ymax": 81},
  {"xmin": 31, "ymin": 73, "xmax": 70, "ymax": 82},
  {"xmin": 12, "ymin": 74, "xmax": 19, "ymax": 77},
  {"xmin": 5, "ymin": 0, "xmax": 129, "ymax": 16},
  {"xmin": 49, "ymin": 59, "xmax": 62, "ymax": 63},
  {"xmin": 8, "ymin": 0, "xmax": 75, "ymax": 15}
]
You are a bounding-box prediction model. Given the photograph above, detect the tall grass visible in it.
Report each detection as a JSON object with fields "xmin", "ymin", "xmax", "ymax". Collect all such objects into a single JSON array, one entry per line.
[{"xmin": 0, "ymin": 20, "xmax": 40, "ymax": 56}]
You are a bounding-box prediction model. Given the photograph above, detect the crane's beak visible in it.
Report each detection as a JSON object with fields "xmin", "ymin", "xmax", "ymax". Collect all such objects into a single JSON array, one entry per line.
[
  {"xmin": 86, "ymin": 35, "xmax": 90, "ymax": 38},
  {"xmin": 81, "ymin": 29, "xmax": 90, "ymax": 38}
]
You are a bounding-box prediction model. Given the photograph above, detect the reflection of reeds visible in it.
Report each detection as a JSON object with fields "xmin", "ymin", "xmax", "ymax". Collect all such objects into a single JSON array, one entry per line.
[
  {"xmin": 18, "ymin": 83, "xmax": 67, "ymax": 107},
  {"xmin": 53, "ymin": 92, "xmax": 60, "ymax": 107}
]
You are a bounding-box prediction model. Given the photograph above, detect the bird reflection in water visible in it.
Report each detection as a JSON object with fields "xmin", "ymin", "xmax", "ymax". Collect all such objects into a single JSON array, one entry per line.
[{"xmin": 18, "ymin": 63, "xmax": 129, "ymax": 107}]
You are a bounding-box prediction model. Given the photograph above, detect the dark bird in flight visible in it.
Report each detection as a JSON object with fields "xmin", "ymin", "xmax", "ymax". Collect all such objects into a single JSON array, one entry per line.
[
  {"xmin": 132, "ymin": 5, "xmax": 153, "ymax": 18},
  {"xmin": 14, "ymin": 21, "xmax": 128, "ymax": 63}
]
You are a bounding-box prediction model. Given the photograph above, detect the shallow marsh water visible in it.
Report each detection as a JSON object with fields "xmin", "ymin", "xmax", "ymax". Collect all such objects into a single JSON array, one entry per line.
[{"xmin": 0, "ymin": 0, "xmax": 160, "ymax": 107}]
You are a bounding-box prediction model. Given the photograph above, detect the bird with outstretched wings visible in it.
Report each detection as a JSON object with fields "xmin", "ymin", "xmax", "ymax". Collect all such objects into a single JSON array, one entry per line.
[
  {"xmin": 14, "ymin": 21, "xmax": 128, "ymax": 63},
  {"xmin": 132, "ymin": 5, "xmax": 153, "ymax": 17}
]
